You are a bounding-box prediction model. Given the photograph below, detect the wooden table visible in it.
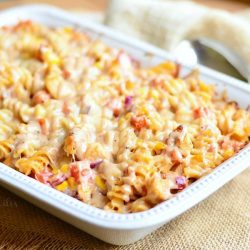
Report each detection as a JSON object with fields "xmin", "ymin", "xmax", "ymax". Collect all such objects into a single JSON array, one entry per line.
[
  {"xmin": 0, "ymin": 0, "xmax": 248, "ymax": 13},
  {"xmin": 195, "ymin": 0, "xmax": 250, "ymax": 12}
]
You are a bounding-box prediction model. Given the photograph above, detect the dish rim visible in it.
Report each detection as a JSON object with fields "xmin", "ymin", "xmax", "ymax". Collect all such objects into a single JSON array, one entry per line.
[{"xmin": 0, "ymin": 4, "xmax": 249, "ymax": 230}]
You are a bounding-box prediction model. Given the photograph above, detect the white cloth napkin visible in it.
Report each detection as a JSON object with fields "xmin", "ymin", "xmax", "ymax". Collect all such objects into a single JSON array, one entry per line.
[{"xmin": 104, "ymin": 0, "xmax": 250, "ymax": 80}]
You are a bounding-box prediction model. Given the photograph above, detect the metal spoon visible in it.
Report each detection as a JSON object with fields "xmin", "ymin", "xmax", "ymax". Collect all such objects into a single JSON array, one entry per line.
[{"xmin": 173, "ymin": 40, "xmax": 247, "ymax": 82}]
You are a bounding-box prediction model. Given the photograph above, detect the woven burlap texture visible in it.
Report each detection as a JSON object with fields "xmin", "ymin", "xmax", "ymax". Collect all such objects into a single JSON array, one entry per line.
[{"xmin": 0, "ymin": 167, "xmax": 249, "ymax": 250}]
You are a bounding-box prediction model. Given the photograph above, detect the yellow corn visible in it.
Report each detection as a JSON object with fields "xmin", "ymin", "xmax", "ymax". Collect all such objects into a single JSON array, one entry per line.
[
  {"xmin": 133, "ymin": 150, "xmax": 152, "ymax": 163},
  {"xmin": 56, "ymin": 181, "xmax": 68, "ymax": 191},
  {"xmin": 44, "ymin": 49, "xmax": 61, "ymax": 65},
  {"xmin": 68, "ymin": 177, "xmax": 77, "ymax": 190},
  {"xmin": 125, "ymin": 112, "xmax": 132, "ymax": 120},
  {"xmin": 126, "ymin": 81, "xmax": 134, "ymax": 90},
  {"xmin": 63, "ymin": 27, "xmax": 73, "ymax": 33},
  {"xmin": 137, "ymin": 139, "xmax": 144, "ymax": 147},
  {"xmin": 34, "ymin": 104, "xmax": 46, "ymax": 118},
  {"xmin": 191, "ymin": 155, "xmax": 203, "ymax": 162},
  {"xmin": 202, "ymin": 92, "xmax": 211, "ymax": 102},
  {"xmin": 95, "ymin": 176, "xmax": 106, "ymax": 191},
  {"xmin": 154, "ymin": 142, "xmax": 166, "ymax": 151},
  {"xmin": 223, "ymin": 149, "xmax": 234, "ymax": 159},
  {"xmin": 60, "ymin": 164, "xmax": 69, "ymax": 174},
  {"xmin": 150, "ymin": 61, "xmax": 176, "ymax": 74},
  {"xmin": 94, "ymin": 62, "xmax": 103, "ymax": 70},
  {"xmin": 199, "ymin": 81, "xmax": 212, "ymax": 92}
]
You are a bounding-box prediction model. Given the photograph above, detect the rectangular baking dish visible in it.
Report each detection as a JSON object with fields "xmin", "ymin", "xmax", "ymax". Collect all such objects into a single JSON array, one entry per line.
[{"xmin": 0, "ymin": 4, "xmax": 249, "ymax": 246}]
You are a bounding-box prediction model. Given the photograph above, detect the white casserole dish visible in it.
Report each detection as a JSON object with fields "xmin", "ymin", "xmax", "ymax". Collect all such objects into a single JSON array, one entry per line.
[{"xmin": 0, "ymin": 4, "xmax": 249, "ymax": 245}]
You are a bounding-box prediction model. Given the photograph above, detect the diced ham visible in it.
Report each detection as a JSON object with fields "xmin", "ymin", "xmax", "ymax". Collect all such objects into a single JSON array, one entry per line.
[
  {"xmin": 131, "ymin": 115, "xmax": 149, "ymax": 131},
  {"xmin": 108, "ymin": 99, "xmax": 122, "ymax": 117},
  {"xmin": 232, "ymin": 141, "xmax": 245, "ymax": 152},
  {"xmin": 50, "ymin": 174, "xmax": 67, "ymax": 187},
  {"xmin": 63, "ymin": 101, "xmax": 71, "ymax": 115},
  {"xmin": 38, "ymin": 118, "xmax": 49, "ymax": 135},
  {"xmin": 208, "ymin": 144, "xmax": 216, "ymax": 152},
  {"xmin": 193, "ymin": 107, "xmax": 210, "ymax": 119},
  {"xmin": 70, "ymin": 164, "xmax": 80, "ymax": 183},
  {"xmin": 34, "ymin": 167, "xmax": 53, "ymax": 185},
  {"xmin": 32, "ymin": 90, "xmax": 51, "ymax": 104},
  {"xmin": 69, "ymin": 160, "xmax": 92, "ymax": 184},
  {"xmin": 62, "ymin": 69, "xmax": 71, "ymax": 79}
]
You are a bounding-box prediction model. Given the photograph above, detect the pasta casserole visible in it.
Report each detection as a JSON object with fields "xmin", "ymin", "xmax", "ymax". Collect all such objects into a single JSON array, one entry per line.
[{"xmin": 0, "ymin": 21, "xmax": 249, "ymax": 213}]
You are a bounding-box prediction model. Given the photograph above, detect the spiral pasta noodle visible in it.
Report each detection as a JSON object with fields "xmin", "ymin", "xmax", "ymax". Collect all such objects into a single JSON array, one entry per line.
[
  {"xmin": 15, "ymin": 150, "xmax": 51, "ymax": 175},
  {"xmin": 0, "ymin": 21, "xmax": 248, "ymax": 213},
  {"xmin": 0, "ymin": 137, "xmax": 14, "ymax": 161}
]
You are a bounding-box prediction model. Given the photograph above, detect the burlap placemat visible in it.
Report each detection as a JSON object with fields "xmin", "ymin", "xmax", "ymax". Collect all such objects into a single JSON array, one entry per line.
[
  {"xmin": 0, "ymin": 167, "xmax": 249, "ymax": 249},
  {"xmin": 0, "ymin": 3, "xmax": 249, "ymax": 249}
]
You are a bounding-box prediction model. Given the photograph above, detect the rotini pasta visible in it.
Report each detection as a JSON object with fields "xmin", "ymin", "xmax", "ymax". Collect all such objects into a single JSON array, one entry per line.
[{"xmin": 0, "ymin": 21, "xmax": 249, "ymax": 213}]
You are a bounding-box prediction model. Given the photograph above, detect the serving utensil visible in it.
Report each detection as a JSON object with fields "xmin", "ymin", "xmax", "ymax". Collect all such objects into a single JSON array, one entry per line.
[{"xmin": 174, "ymin": 40, "xmax": 248, "ymax": 82}]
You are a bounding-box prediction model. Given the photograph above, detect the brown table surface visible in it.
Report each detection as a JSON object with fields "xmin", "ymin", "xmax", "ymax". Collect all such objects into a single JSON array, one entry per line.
[{"xmin": 0, "ymin": 0, "xmax": 249, "ymax": 12}]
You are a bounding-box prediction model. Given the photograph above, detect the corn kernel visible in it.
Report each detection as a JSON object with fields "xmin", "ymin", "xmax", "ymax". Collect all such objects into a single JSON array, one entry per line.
[
  {"xmin": 191, "ymin": 155, "xmax": 203, "ymax": 162},
  {"xmin": 223, "ymin": 149, "xmax": 234, "ymax": 159},
  {"xmin": 138, "ymin": 105, "xmax": 149, "ymax": 115},
  {"xmin": 197, "ymin": 91, "xmax": 211, "ymax": 102},
  {"xmin": 68, "ymin": 177, "xmax": 77, "ymax": 190},
  {"xmin": 56, "ymin": 181, "xmax": 68, "ymax": 191},
  {"xmin": 34, "ymin": 104, "xmax": 46, "ymax": 118},
  {"xmin": 150, "ymin": 61, "xmax": 176, "ymax": 74},
  {"xmin": 44, "ymin": 50, "xmax": 61, "ymax": 65},
  {"xmin": 154, "ymin": 142, "xmax": 166, "ymax": 151},
  {"xmin": 199, "ymin": 82, "xmax": 211, "ymax": 92},
  {"xmin": 136, "ymin": 165, "xmax": 150, "ymax": 175},
  {"xmin": 60, "ymin": 164, "xmax": 69, "ymax": 174},
  {"xmin": 126, "ymin": 81, "xmax": 134, "ymax": 90},
  {"xmin": 125, "ymin": 112, "xmax": 132, "ymax": 120},
  {"xmin": 63, "ymin": 27, "xmax": 73, "ymax": 33},
  {"xmin": 95, "ymin": 176, "xmax": 106, "ymax": 191},
  {"xmin": 137, "ymin": 139, "xmax": 143, "ymax": 147},
  {"xmin": 61, "ymin": 118, "xmax": 74, "ymax": 130},
  {"xmin": 133, "ymin": 151, "xmax": 152, "ymax": 163},
  {"xmin": 94, "ymin": 62, "xmax": 103, "ymax": 70}
]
